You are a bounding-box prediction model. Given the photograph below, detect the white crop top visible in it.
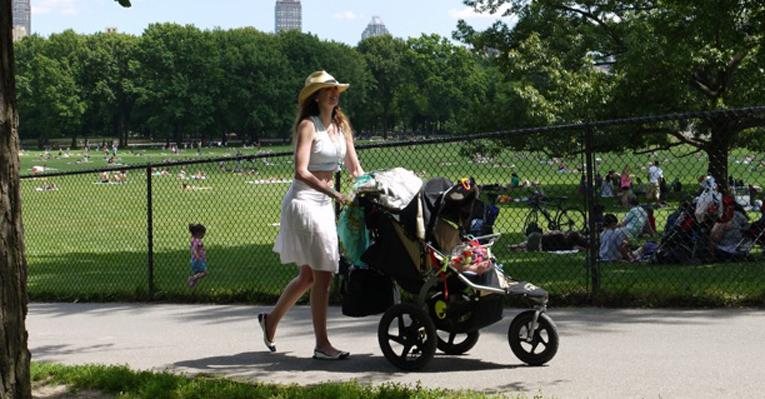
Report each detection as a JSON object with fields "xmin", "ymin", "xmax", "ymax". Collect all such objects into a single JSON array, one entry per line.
[{"xmin": 307, "ymin": 116, "xmax": 346, "ymax": 172}]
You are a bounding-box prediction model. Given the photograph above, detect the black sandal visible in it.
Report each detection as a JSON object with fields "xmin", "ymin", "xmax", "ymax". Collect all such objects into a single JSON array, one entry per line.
[{"xmin": 312, "ymin": 348, "xmax": 350, "ymax": 360}]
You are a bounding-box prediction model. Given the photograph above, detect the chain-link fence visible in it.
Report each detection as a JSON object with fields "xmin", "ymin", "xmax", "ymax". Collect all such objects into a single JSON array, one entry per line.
[{"xmin": 20, "ymin": 106, "xmax": 765, "ymax": 306}]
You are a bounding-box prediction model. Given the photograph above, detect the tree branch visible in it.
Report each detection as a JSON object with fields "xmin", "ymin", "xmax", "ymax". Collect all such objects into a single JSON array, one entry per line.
[
  {"xmin": 692, "ymin": 71, "xmax": 718, "ymax": 98},
  {"xmin": 667, "ymin": 129, "xmax": 708, "ymax": 148},
  {"xmin": 554, "ymin": 4, "xmax": 625, "ymax": 50},
  {"xmin": 717, "ymin": 49, "xmax": 750, "ymax": 97}
]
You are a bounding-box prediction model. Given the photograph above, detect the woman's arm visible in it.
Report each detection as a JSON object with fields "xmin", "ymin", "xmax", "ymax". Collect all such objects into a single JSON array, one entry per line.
[
  {"xmin": 343, "ymin": 130, "xmax": 364, "ymax": 178},
  {"xmin": 293, "ymin": 119, "xmax": 344, "ymax": 200}
]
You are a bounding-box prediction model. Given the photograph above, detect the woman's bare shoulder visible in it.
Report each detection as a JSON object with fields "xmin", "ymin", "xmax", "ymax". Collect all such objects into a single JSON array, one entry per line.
[{"xmin": 295, "ymin": 118, "xmax": 317, "ymax": 142}]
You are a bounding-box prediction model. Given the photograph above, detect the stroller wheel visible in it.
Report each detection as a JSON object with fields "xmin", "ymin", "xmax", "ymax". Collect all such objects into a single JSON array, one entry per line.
[
  {"xmin": 507, "ymin": 310, "xmax": 558, "ymax": 366},
  {"xmin": 436, "ymin": 330, "xmax": 480, "ymax": 355},
  {"xmin": 378, "ymin": 303, "xmax": 437, "ymax": 371}
]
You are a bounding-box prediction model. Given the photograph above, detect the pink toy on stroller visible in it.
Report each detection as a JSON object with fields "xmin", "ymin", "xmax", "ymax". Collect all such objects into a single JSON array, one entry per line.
[{"xmin": 351, "ymin": 173, "xmax": 559, "ymax": 371}]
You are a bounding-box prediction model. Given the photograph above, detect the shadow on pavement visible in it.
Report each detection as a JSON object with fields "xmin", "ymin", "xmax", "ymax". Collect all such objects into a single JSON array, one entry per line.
[{"xmin": 173, "ymin": 350, "xmax": 523, "ymax": 377}]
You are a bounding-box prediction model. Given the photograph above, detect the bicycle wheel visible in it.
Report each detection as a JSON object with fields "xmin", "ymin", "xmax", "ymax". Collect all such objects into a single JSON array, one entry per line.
[
  {"xmin": 556, "ymin": 208, "xmax": 587, "ymax": 233},
  {"xmin": 523, "ymin": 209, "xmax": 541, "ymax": 235}
]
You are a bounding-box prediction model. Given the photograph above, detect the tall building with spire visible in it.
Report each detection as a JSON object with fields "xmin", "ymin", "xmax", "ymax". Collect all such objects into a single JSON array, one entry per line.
[
  {"xmin": 361, "ymin": 16, "xmax": 390, "ymax": 41},
  {"xmin": 12, "ymin": 0, "xmax": 31, "ymax": 41},
  {"xmin": 275, "ymin": 0, "xmax": 302, "ymax": 33}
]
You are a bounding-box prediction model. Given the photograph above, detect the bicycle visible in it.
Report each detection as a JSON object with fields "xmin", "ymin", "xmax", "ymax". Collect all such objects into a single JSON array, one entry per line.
[{"xmin": 523, "ymin": 193, "xmax": 587, "ymax": 235}]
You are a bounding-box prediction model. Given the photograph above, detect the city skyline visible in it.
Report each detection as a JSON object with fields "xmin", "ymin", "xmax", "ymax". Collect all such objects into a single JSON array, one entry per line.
[
  {"xmin": 274, "ymin": 0, "xmax": 301, "ymax": 33},
  {"xmin": 27, "ymin": 0, "xmax": 512, "ymax": 46},
  {"xmin": 12, "ymin": 0, "xmax": 31, "ymax": 40},
  {"xmin": 361, "ymin": 16, "xmax": 390, "ymax": 41}
]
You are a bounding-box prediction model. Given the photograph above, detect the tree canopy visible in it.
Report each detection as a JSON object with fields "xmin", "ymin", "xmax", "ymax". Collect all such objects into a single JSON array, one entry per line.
[{"xmin": 457, "ymin": 0, "xmax": 765, "ymax": 183}]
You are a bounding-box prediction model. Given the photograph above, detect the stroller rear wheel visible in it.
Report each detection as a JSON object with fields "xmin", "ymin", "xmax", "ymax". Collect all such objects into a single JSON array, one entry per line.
[
  {"xmin": 436, "ymin": 330, "xmax": 480, "ymax": 355},
  {"xmin": 378, "ymin": 303, "xmax": 437, "ymax": 371},
  {"xmin": 507, "ymin": 310, "xmax": 558, "ymax": 366}
]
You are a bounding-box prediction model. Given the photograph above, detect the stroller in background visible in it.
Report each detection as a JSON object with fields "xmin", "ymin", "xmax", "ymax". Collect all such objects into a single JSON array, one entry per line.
[
  {"xmin": 653, "ymin": 201, "xmax": 700, "ymax": 264},
  {"xmin": 354, "ymin": 175, "xmax": 559, "ymax": 371}
]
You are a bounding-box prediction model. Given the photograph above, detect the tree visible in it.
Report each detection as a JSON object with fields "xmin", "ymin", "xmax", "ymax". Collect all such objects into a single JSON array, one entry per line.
[
  {"xmin": 78, "ymin": 32, "xmax": 140, "ymax": 147},
  {"xmin": 459, "ymin": 0, "xmax": 765, "ymax": 185},
  {"xmin": 1, "ymin": 2, "xmax": 128, "ymax": 398},
  {"xmin": 134, "ymin": 23, "xmax": 219, "ymax": 145},
  {"xmin": 1, "ymin": 0, "xmax": 32, "ymax": 396},
  {"xmin": 357, "ymin": 35, "xmax": 408, "ymax": 136},
  {"xmin": 16, "ymin": 52, "xmax": 86, "ymax": 147}
]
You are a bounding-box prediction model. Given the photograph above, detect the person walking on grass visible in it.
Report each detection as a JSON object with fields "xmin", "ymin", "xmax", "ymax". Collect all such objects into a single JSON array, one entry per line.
[
  {"xmin": 259, "ymin": 70, "xmax": 364, "ymax": 361},
  {"xmin": 187, "ymin": 224, "xmax": 208, "ymax": 288}
]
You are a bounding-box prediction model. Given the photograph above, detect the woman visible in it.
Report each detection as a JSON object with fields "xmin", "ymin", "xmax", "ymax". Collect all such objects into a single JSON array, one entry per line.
[
  {"xmin": 619, "ymin": 166, "xmax": 633, "ymax": 208},
  {"xmin": 259, "ymin": 70, "xmax": 363, "ymax": 360}
]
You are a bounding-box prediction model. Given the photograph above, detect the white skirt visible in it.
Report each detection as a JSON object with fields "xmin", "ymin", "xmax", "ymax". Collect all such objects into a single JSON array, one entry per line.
[{"xmin": 273, "ymin": 179, "xmax": 339, "ymax": 273}]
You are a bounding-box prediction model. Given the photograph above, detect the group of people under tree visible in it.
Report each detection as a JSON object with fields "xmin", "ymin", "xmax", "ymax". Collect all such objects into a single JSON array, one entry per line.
[
  {"xmin": 597, "ymin": 161, "xmax": 669, "ymax": 209},
  {"xmin": 510, "ymin": 173, "xmax": 765, "ymax": 264},
  {"xmin": 603, "ymin": 196, "xmax": 759, "ymax": 264}
]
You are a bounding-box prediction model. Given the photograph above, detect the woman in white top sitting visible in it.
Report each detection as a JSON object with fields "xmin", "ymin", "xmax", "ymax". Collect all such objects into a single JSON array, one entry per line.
[{"xmin": 259, "ymin": 70, "xmax": 363, "ymax": 361}]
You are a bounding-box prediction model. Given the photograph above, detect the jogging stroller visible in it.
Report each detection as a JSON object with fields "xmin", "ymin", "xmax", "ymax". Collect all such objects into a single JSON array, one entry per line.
[
  {"xmin": 653, "ymin": 201, "xmax": 699, "ymax": 264},
  {"xmin": 354, "ymin": 173, "xmax": 559, "ymax": 371}
]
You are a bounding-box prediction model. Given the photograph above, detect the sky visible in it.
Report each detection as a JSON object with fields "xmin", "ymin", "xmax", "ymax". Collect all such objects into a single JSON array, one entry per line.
[{"xmin": 28, "ymin": 0, "xmax": 514, "ymax": 46}]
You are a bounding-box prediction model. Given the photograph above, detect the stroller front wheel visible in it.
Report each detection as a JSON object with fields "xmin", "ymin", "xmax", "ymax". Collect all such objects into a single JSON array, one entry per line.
[
  {"xmin": 508, "ymin": 310, "xmax": 559, "ymax": 366},
  {"xmin": 436, "ymin": 330, "xmax": 480, "ymax": 355},
  {"xmin": 378, "ymin": 303, "xmax": 437, "ymax": 371}
]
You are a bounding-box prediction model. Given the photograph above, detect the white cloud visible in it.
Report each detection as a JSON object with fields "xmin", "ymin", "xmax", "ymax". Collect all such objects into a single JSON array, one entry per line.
[
  {"xmin": 333, "ymin": 10, "xmax": 359, "ymax": 21},
  {"xmin": 32, "ymin": 0, "xmax": 79, "ymax": 16},
  {"xmin": 448, "ymin": 5, "xmax": 511, "ymax": 20}
]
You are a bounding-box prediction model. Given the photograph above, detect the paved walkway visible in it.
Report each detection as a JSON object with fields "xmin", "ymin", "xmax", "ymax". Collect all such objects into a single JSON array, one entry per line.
[{"xmin": 27, "ymin": 303, "xmax": 765, "ymax": 398}]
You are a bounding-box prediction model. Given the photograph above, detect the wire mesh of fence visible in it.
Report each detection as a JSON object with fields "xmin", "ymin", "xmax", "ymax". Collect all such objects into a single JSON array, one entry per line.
[{"xmin": 19, "ymin": 106, "xmax": 765, "ymax": 306}]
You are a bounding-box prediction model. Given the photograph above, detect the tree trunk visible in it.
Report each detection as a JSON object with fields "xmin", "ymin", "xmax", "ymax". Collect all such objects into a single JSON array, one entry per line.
[
  {"xmin": 0, "ymin": 2, "xmax": 32, "ymax": 398},
  {"xmin": 118, "ymin": 112, "xmax": 127, "ymax": 147},
  {"xmin": 705, "ymin": 117, "xmax": 733, "ymax": 192}
]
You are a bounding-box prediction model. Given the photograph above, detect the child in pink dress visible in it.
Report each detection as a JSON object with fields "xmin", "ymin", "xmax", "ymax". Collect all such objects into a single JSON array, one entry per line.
[{"xmin": 187, "ymin": 224, "xmax": 208, "ymax": 288}]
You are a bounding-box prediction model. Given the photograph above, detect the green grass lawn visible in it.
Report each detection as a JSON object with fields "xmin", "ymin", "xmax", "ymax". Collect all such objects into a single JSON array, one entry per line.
[
  {"xmin": 19, "ymin": 142, "xmax": 765, "ymax": 306},
  {"xmin": 32, "ymin": 362, "xmax": 515, "ymax": 399}
]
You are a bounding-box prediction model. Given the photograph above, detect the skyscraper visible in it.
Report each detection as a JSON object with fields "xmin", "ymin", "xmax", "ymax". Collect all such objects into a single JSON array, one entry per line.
[
  {"xmin": 361, "ymin": 16, "xmax": 390, "ymax": 41},
  {"xmin": 11, "ymin": 0, "xmax": 31, "ymax": 40},
  {"xmin": 275, "ymin": 0, "xmax": 301, "ymax": 33}
]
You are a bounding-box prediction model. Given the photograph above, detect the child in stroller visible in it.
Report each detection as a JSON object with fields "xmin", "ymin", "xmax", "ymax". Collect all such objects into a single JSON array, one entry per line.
[{"xmin": 349, "ymin": 171, "xmax": 559, "ymax": 371}]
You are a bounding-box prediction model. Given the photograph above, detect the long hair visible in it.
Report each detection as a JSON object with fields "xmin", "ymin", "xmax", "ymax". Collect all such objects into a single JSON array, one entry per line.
[{"xmin": 291, "ymin": 89, "xmax": 352, "ymax": 143}]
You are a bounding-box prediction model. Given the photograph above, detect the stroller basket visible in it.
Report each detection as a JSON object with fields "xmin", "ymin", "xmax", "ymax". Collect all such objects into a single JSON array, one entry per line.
[{"xmin": 424, "ymin": 234, "xmax": 508, "ymax": 296}]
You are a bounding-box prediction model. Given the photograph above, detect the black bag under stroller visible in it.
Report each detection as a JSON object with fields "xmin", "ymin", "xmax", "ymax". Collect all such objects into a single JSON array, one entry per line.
[{"xmin": 349, "ymin": 172, "xmax": 559, "ymax": 371}]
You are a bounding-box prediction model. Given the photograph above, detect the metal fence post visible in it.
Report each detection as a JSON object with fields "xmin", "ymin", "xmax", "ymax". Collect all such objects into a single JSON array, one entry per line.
[
  {"xmin": 583, "ymin": 125, "xmax": 600, "ymax": 297},
  {"xmin": 146, "ymin": 164, "xmax": 155, "ymax": 299}
]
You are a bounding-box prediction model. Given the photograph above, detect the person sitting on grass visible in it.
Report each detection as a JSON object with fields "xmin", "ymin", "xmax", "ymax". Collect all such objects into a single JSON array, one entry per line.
[
  {"xmin": 709, "ymin": 201, "xmax": 750, "ymax": 261},
  {"xmin": 509, "ymin": 229, "xmax": 589, "ymax": 252},
  {"xmin": 599, "ymin": 213, "xmax": 632, "ymax": 262},
  {"xmin": 509, "ymin": 172, "xmax": 521, "ymax": 189},
  {"xmin": 618, "ymin": 196, "xmax": 648, "ymax": 240}
]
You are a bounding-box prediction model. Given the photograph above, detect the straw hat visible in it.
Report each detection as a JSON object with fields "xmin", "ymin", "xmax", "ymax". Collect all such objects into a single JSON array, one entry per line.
[{"xmin": 298, "ymin": 70, "xmax": 349, "ymax": 105}]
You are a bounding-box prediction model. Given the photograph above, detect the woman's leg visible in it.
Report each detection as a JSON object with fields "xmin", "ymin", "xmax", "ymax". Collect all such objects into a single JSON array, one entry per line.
[
  {"xmin": 265, "ymin": 265, "xmax": 313, "ymax": 341},
  {"xmin": 310, "ymin": 269, "xmax": 342, "ymax": 354}
]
